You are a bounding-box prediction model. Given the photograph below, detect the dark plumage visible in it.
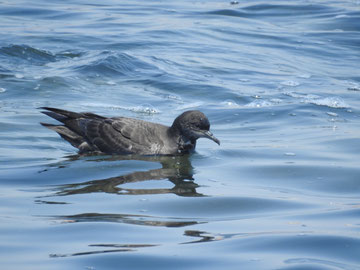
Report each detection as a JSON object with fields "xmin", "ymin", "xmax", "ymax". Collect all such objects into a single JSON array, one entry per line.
[{"xmin": 40, "ymin": 107, "xmax": 220, "ymax": 155}]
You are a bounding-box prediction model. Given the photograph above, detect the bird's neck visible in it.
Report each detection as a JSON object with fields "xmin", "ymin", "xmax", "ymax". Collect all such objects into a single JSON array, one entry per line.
[
  {"xmin": 167, "ymin": 126, "xmax": 195, "ymax": 154},
  {"xmin": 178, "ymin": 137, "xmax": 196, "ymax": 153}
]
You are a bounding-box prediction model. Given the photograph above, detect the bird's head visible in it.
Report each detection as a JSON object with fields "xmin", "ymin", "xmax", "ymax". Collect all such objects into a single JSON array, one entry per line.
[{"xmin": 171, "ymin": 110, "xmax": 220, "ymax": 145}]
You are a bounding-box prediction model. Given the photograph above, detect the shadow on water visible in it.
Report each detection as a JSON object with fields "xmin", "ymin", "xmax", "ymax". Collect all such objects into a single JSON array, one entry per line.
[
  {"xmin": 40, "ymin": 154, "xmax": 205, "ymax": 227},
  {"xmin": 44, "ymin": 154, "xmax": 204, "ymax": 198},
  {"xmin": 43, "ymin": 154, "xmax": 211, "ymax": 258},
  {"xmin": 50, "ymin": 244, "xmax": 158, "ymax": 258},
  {"xmin": 54, "ymin": 212, "xmax": 200, "ymax": 228}
]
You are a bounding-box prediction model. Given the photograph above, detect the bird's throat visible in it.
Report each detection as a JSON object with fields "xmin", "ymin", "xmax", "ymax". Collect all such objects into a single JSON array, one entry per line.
[{"xmin": 177, "ymin": 136, "xmax": 196, "ymax": 154}]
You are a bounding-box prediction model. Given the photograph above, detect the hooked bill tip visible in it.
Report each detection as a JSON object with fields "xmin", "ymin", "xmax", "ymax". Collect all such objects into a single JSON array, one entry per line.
[{"xmin": 202, "ymin": 130, "xmax": 220, "ymax": 146}]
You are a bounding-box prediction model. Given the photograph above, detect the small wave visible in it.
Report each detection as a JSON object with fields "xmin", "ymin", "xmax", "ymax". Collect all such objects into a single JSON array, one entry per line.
[
  {"xmin": 129, "ymin": 104, "xmax": 160, "ymax": 115},
  {"xmin": 280, "ymin": 80, "xmax": 300, "ymax": 87},
  {"xmin": 244, "ymin": 98, "xmax": 283, "ymax": 108},
  {"xmin": 206, "ymin": 9, "xmax": 248, "ymax": 18},
  {"xmin": 347, "ymin": 82, "xmax": 360, "ymax": 91},
  {"xmin": 309, "ymin": 97, "xmax": 349, "ymax": 109},
  {"xmin": 284, "ymin": 92, "xmax": 349, "ymax": 109},
  {"xmin": 284, "ymin": 92, "xmax": 319, "ymax": 99},
  {"xmin": 326, "ymin": 112, "xmax": 338, "ymax": 117},
  {"xmin": 165, "ymin": 94, "xmax": 182, "ymax": 101},
  {"xmin": 241, "ymin": 3, "xmax": 336, "ymax": 16},
  {"xmin": 220, "ymin": 100, "xmax": 241, "ymax": 108},
  {"xmin": 245, "ymin": 100, "xmax": 273, "ymax": 108},
  {"xmin": 176, "ymin": 102, "xmax": 204, "ymax": 110},
  {"xmin": 71, "ymin": 103, "xmax": 160, "ymax": 116},
  {"xmin": 206, "ymin": 4, "xmax": 336, "ymax": 19},
  {"xmin": 73, "ymin": 51, "xmax": 158, "ymax": 78},
  {"xmin": 284, "ymin": 258, "xmax": 358, "ymax": 270},
  {"xmin": 335, "ymin": 14, "xmax": 350, "ymax": 19},
  {"xmin": 297, "ymin": 74, "xmax": 312, "ymax": 79},
  {"xmin": 0, "ymin": 44, "xmax": 56, "ymax": 65},
  {"xmin": 56, "ymin": 51, "xmax": 84, "ymax": 59},
  {"xmin": 0, "ymin": 65, "xmax": 12, "ymax": 78}
]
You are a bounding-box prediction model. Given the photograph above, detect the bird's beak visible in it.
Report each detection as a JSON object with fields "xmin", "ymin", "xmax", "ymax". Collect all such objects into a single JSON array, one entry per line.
[{"xmin": 201, "ymin": 130, "xmax": 220, "ymax": 145}]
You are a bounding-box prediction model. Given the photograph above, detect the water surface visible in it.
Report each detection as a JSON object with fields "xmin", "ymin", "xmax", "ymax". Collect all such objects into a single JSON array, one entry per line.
[{"xmin": 1, "ymin": 0, "xmax": 360, "ymax": 269}]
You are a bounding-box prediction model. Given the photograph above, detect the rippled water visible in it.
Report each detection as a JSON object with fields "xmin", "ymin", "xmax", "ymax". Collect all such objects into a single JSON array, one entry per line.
[{"xmin": 1, "ymin": 0, "xmax": 360, "ymax": 269}]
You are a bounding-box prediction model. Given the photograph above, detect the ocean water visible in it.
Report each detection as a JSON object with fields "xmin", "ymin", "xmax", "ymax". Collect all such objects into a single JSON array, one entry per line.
[{"xmin": 1, "ymin": 0, "xmax": 360, "ymax": 269}]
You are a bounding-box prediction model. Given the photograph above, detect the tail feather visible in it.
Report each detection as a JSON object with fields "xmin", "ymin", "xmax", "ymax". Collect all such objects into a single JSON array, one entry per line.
[
  {"xmin": 41, "ymin": 123, "xmax": 84, "ymax": 148},
  {"xmin": 40, "ymin": 107, "xmax": 82, "ymax": 122},
  {"xmin": 40, "ymin": 107, "xmax": 105, "ymax": 153},
  {"xmin": 41, "ymin": 111, "xmax": 68, "ymax": 123},
  {"xmin": 40, "ymin": 107, "xmax": 105, "ymax": 123}
]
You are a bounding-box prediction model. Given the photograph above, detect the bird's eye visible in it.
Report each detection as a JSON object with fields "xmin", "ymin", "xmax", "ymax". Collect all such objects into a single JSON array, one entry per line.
[{"xmin": 191, "ymin": 122, "xmax": 201, "ymax": 129}]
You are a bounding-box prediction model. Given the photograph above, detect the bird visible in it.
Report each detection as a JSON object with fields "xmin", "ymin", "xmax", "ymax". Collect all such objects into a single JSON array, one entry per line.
[{"xmin": 40, "ymin": 107, "xmax": 220, "ymax": 155}]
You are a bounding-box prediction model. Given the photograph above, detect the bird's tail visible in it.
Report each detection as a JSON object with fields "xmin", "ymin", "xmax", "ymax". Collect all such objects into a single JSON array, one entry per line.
[
  {"xmin": 39, "ymin": 107, "xmax": 84, "ymax": 124},
  {"xmin": 40, "ymin": 107, "xmax": 106, "ymax": 123},
  {"xmin": 40, "ymin": 123, "xmax": 85, "ymax": 149}
]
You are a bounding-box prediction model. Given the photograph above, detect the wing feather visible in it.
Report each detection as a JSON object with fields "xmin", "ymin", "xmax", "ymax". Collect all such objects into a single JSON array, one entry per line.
[
  {"xmin": 111, "ymin": 118, "xmax": 159, "ymax": 146},
  {"xmin": 77, "ymin": 118, "xmax": 156, "ymax": 154},
  {"xmin": 41, "ymin": 107, "xmax": 173, "ymax": 155}
]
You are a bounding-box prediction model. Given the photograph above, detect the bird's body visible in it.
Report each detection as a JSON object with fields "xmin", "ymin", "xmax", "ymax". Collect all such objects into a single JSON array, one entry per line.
[{"xmin": 40, "ymin": 107, "xmax": 220, "ymax": 155}]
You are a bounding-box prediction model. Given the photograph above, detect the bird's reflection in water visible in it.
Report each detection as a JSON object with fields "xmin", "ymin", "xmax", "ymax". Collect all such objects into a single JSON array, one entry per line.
[
  {"xmin": 56, "ymin": 212, "xmax": 200, "ymax": 228},
  {"xmin": 47, "ymin": 153, "xmax": 203, "ymax": 229},
  {"xmin": 49, "ymin": 229, "xmax": 224, "ymax": 258},
  {"xmin": 51, "ymin": 154, "xmax": 204, "ymax": 198},
  {"xmin": 44, "ymin": 154, "xmax": 204, "ymax": 229},
  {"xmin": 44, "ymin": 154, "xmax": 211, "ymax": 258}
]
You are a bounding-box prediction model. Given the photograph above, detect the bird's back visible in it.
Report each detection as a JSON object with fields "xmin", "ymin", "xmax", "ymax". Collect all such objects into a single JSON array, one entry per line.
[
  {"xmin": 41, "ymin": 107, "xmax": 178, "ymax": 155},
  {"xmin": 108, "ymin": 117, "xmax": 176, "ymax": 154}
]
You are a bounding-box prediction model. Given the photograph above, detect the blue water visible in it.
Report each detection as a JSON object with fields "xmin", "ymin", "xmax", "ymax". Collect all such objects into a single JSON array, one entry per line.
[{"xmin": 1, "ymin": 0, "xmax": 360, "ymax": 269}]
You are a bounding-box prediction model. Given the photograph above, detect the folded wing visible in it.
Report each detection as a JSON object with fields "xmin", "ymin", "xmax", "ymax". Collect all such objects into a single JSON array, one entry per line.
[{"xmin": 40, "ymin": 107, "xmax": 167, "ymax": 155}]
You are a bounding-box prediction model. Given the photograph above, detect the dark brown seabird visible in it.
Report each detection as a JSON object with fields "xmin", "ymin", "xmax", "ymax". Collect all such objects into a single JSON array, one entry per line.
[{"xmin": 40, "ymin": 107, "xmax": 220, "ymax": 155}]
